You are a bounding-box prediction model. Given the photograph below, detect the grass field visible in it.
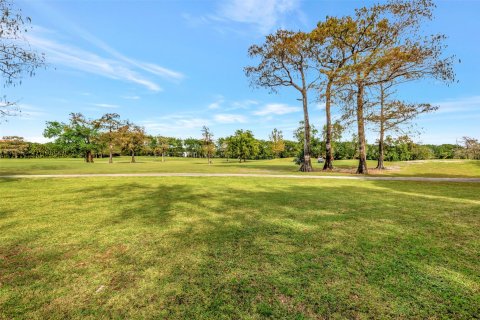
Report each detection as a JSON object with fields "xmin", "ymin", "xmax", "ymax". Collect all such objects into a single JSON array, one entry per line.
[
  {"xmin": 1, "ymin": 176, "xmax": 479, "ymax": 319},
  {"xmin": 1, "ymin": 157, "xmax": 480, "ymax": 177}
]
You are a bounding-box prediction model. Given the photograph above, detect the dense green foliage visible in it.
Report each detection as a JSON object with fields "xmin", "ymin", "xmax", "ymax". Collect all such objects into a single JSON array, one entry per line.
[{"xmin": 1, "ymin": 133, "xmax": 476, "ymax": 162}]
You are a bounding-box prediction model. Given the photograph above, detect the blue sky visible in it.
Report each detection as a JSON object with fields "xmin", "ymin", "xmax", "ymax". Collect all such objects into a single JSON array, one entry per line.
[{"xmin": 1, "ymin": 0, "xmax": 479, "ymax": 144}]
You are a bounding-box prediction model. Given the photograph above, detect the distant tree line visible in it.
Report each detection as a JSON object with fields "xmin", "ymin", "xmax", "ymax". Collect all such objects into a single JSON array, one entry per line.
[{"xmin": 1, "ymin": 113, "xmax": 478, "ymax": 162}]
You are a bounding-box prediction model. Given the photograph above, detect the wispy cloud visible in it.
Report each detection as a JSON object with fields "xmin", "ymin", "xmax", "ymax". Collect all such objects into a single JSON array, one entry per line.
[
  {"xmin": 140, "ymin": 114, "xmax": 210, "ymax": 136},
  {"xmin": 122, "ymin": 95, "xmax": 141, "ymax": 100},
  {"xmin": 208, "ymin": 96, "xmax": 224, "ymax": 110},
  {"xmin": 228, "ymin": 99, "xmax": 258, "ymax": 110},
  {"xmin": 216, "ymin": 0, "xmax": 301, "ymax": 33},
  {"xmin": 183, "ymin": 0, "xmax": 302, "ymax": 35},
  {"xmin": 17, "ymin": 104, "xmax": 47, "ymax": 120},
  {"xmin": 214, "ymin": 113, "xmax": 247, "ymax": 123},
  {"xmin": 64, "ymin": 22, "xmax": 185, "ymax": 82},
  {"xmin": 92, "ymin": 103, "xmax": 120, "ymax": 109},
  {"xmin": 434, "ymin": 96, "xmax": 480, "ymax": 114},
  {"xmin": 26, "ymin": 26, "xmax": 184, "ymax": 92},
  {"xmin": 253, "ymin": 103, "xmax": 301, "ymax": 116},
  {"xmin": 207, "ymin": 97, "xmax": 258, "ymax": 111}
]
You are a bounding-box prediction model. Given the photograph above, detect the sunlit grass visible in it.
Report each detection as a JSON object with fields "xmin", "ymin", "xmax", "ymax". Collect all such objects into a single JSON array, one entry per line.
[
  {"xmin": 1, "ymin": 157, "xmax": 479, "ymax": 177},
  {"xmin": 1, "ymin": 177, "xmax": 479, "ymax": 318}
]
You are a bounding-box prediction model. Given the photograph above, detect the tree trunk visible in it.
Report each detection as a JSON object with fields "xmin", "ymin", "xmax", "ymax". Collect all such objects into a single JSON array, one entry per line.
[
  {"xmin": 162, "ymin": 152, "xmax": 164, "ymax": 162},
  {"xmin": 323, "ymin": 80, "xmax": 334, "ymax": 170},
  {"xmin": 356, "ymin": 82, "xmax": 368, "ymax": 174},
  {"xmin": 376, "ymin": 85, "xmax": 386, "ymax": 170},
  {"xmin": 377, "ymin": 131, "xmax": 385, "ymax": 170},
  {"xmin": 300, "ymin": 89, "xmax": 313, "ymax": 172},
  {"xmin": 131, "ymin": 150, "xmax": 136, "ymax": 163},
  {"xmin": 109, "ymin": 143, "xmax": 113, "ymax": 164},
  {"xmin": 86, "ymin": 150, "xmax": 94, "ymax": 163}
]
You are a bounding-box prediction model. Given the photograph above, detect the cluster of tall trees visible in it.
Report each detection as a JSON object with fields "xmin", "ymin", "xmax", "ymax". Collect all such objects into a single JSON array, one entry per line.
[
  {"xmin": 43, "ymin": 113, "xmax": 147, "ymax": 163},
  {"xmin": 245, "ymin": 0, "xmax": 454, "ymax": 173}
]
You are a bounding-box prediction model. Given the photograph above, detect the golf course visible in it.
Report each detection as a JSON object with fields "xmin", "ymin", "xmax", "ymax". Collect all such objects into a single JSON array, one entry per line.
[
  {"xmin": 1, "ymin": 0, "xmax": 480, "ymax": 318},
  {"xmin": 1, "ymin": 158, "xmax": 479, "ymax": 318}
]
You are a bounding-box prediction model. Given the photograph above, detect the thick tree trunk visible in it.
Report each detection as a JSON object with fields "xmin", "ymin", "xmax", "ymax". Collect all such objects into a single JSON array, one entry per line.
[
  {"xmin": 356, "ymin": 82, "xmax": 368, "ymax": 174},
  {"xmin": 86, "ymin": 150, "xmax": 94, "ymax": 163},
  {"xmin": 323, "ymin": 80, "xmax": 334, "ymax": 171},
  {"xmin": 300, "ymin": 89, "xmax": 313, "ymax": 172},
  {"xmin": 131, "ymin": 150, "xmax": 135, "ymax": 163},
  {"xmin": 109, "ymin": 143, "xmax": 113, "ymax": 164}
]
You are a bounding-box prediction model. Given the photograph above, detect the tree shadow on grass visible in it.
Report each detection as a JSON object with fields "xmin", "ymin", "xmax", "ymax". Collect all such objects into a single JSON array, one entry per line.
[
  {"xmin": 369, "ymin": 179, "xmax": 480, "ymax": 202},
  {"xmin": 1, "ymin": 179, "xmax": 479, "ymax": 319},
  {"xmin": 0, "ymin": 163, "xmax": 71, "ymax": 175}
]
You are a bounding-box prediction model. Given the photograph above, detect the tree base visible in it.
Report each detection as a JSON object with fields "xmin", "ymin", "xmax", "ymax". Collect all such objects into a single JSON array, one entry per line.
[
  {"xmin": 299, "ymin": 160, "xmax": 313, "ymax": 172},
  {"xmin": 322, "ymin": 160, "xmax": 333, "ymax": 171},
  {"xmin": 356, "ymin": 160, "xmax": 369, "ymax": 174}
]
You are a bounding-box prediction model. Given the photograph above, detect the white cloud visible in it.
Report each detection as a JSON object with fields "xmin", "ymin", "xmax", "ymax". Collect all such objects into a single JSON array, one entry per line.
[
  {"xmin": 140, "ymin": 114, "xmax": 210, "ymax": 136},
  {"xmin": 26, "ymin": 27, "xmax": 184, "ymax": 92},
  {"xmin": 214, "ymin": 113, "xmax": 247, "ymax": 123},
  {"xmin": 208, "ymin": 97, "xmax": 258, "ymax": 111},
  {"xmin": 207, "ymin": 95, "xmax": 225, "ymax": 110},
  {"xmin": 177, "ymin": 118, "xmax": 209, "ymax": 128},
  {"xmin": 92, "ymin": 103, "xmax": 119, "ymax": 109},
  {"xmin": 15, "ymin": 104, "xmax": 47, "ymax": 120},
  {"xmin": 434, "ymin": 96, "xmax": 480, "ymax": 114},
  {"xmin": 70, "ymin": 25, "xmax": 184, "ymax": 81},
  {"xmin": 208, "ymin": 102, "xmax": 222, "ymax": 110},
  {"xmin": 138, "ymin": 63, "xmax": 184, "ymax": 81},
  {"xmin": 122, "ymin": 95, "xmax": 141, "ymax": 100},
  {"xmin": 316, "ymin": 102, "xmax": 326, "ymax": 110},
  {"xmin": 253, "ymin": 103, "xmax": 301, "ymax": 116},
  {"xmin": 217, "ymin": 0, "xmax": 301, "ymax": 33},
  {"xmin": 229, "ymin": 99, "xmax": 259, "ymax": 110}
]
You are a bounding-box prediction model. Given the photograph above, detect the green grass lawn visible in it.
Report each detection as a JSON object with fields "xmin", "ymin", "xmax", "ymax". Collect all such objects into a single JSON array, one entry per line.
[
  {"xmin": 1, "ymin": 177, "xmax": 479, "ymax": 319},
  {"xmin": 1, "ymin": 157, "xmax": 479, "ymax": 177}
]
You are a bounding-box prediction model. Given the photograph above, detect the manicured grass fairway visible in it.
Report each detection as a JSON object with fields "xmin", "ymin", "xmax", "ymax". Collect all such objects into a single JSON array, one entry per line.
[
  {"xmin": 1, "ymin": 177, "xmax": 479, "ymax": 319},
  {"xmin": 1, "ymin": 157, "xmax": 480, "ymax": 177}
]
